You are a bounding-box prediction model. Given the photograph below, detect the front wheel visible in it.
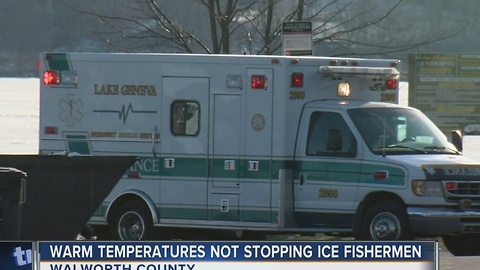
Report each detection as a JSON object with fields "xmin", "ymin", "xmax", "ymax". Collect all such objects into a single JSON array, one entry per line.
[
  {"xmin": 357, "ymin": 201, "xmax": 413, "ymax": 240},
  {"xmin": 443, "ymin": 234, "xmax": 480, "ymax": 256},
  {"xmin": 109, "ymin": 200, "xmax": 153, "ymax": 240}
]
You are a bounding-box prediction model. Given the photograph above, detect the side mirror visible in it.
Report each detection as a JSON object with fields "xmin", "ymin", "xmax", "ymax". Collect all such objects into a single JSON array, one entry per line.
[{"xmin": 451, "ymin": 130, "xmax": 463, "ymax": 152}]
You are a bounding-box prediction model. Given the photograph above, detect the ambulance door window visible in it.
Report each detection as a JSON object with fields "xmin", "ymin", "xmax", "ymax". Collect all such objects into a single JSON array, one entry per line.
[
  {"xmin": 306, "ymin": 111, "xmax": 357, "ymax": 157},
  {"xmin": 171, "ymin": 100, "xmax": 200, "ymax": 136}
]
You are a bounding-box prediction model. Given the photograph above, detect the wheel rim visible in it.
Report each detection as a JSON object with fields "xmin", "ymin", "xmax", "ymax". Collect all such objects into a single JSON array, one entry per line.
[
  {"xmin": 117, "ymin": 210, "xmax": 145, "ymax": 240},
  {"xmin": 369, "ymin": 211, "xmax": 401, "ymax": 240}
]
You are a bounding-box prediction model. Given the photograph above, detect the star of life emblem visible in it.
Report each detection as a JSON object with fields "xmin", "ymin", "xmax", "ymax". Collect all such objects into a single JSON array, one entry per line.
[
  {"xmin": 58, "ymin": 94, "xmax": 83, "ymax": 127},
  {"xmin": 424, "ymin": 167, "xmax": 436, "ymax": 176}
]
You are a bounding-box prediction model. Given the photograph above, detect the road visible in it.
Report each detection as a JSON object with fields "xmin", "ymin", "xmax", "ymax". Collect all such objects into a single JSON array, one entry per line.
[{"xmin": 437, "ymin": 238, "xmax": 480, "ymax": 270}]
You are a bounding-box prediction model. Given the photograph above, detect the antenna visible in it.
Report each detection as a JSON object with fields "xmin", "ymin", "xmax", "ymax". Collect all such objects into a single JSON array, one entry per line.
[{"xmin": 382, "ymin": 117, "xmax": 387, "ymax": 157}]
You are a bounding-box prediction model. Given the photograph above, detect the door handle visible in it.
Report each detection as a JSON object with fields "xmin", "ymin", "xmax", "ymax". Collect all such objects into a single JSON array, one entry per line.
[
  {"xmin": 152, "ymin": 125, "xmax": 158, "ymax": 158},
  {"xmin": 299, "ymin": 173, "xmax": 305, "ymax": 185}
]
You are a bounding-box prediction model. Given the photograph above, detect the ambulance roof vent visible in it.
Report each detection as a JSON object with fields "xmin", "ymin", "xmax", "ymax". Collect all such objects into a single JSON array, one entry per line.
[{"xmin": 317, "ymin": 66, "xmax": 400, "ymax": 77}]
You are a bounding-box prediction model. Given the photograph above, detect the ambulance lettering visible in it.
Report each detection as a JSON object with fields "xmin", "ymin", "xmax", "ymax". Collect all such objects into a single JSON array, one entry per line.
[
  {"xmin": 444, "ymin": 167, "xmax": 480, "ymax": 176},
  {"xmin": 94, "ymin": 84, "xmax": 119, "ymax": 95},
  {"xmin": 94, "ymin": 84, "xmax": 157, "ymax": 96},
  {"xmin": 130, "ymin": 158, "xmax": 160, "ymax": 174},
  {"xmin": 122, "ymin": 85, "xmax": 157, "ymax": 96},
  {"xmin": 318, "ymin": 188, "xmax": 338, "ymax": 198}
]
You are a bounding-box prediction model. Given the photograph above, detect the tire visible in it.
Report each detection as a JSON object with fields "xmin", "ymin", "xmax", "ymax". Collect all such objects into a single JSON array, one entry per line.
[
  {"xmin": 79, "ymin": 225, "xmax": 95, "ymax": 239},
  {"xmin": 91, "ymin": 225, "xmax": 111, "ymax": 240},
  {"xmin": 443, "ymin": 234, "xmax": 480, "ymax": 256},
  {"xmin": 109, "ymin": 200, "xmax": 153, "ymax": 240},
  {"xmin": 357, "ymin": 200, "xmax": 413, "ymax": 240}
]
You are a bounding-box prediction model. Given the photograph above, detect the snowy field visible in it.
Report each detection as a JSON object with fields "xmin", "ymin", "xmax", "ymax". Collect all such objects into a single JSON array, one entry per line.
[
  {"xmin": 0, "ymin": 78, "xmax": 39, "ymax": 154},
  {"xmin": 463, "ymin": 136, "xmax": 480, "ymax": 161}
]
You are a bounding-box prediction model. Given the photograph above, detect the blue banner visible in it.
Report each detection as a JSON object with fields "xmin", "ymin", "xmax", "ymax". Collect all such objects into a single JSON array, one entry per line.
[{"xmin": 39, "ymin": 241, "xmax": 435, "ymax": 261}]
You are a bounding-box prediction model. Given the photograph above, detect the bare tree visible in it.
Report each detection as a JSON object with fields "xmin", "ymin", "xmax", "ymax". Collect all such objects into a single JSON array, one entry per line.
[
  {"xmin": 69, "ymin": 0, "xmax": 464, "ymax": 57},
  {"xmin": 305, "ymin": 0, "xmax": 464, "ymax": 57},
  {"xmin": 249, "ymin": 0, "xmax": 464, "ymax": 57}
]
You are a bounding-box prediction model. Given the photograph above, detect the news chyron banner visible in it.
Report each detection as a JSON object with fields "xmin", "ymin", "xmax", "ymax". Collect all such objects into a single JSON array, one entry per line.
[
  {"xmin": 38, "ymin": 241, "xmax": 438, "ymax": 270},
  {"xmin": 0, "ymin": 241, "xmax": 34, "ymax": 270}
]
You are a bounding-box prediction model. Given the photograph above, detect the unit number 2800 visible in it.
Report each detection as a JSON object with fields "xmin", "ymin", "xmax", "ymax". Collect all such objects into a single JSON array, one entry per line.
[{"xmin": 319, "ymin": 188, "xmax": 338, "ymax": 198}]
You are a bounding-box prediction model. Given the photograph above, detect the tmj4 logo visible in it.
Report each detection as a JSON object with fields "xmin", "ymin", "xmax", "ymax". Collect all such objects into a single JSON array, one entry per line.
[{"xmin": 12, "ymin": 246, "xmax": 32, "ymax": 266}]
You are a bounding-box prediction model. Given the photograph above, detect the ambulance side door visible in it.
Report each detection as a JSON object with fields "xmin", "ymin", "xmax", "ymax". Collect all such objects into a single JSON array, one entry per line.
[
  {"xmin": 293, "ymin": 108, "xmax": 360, "ymax": 228},
  {"xmin": 159, "ymin": 76, "xmax": 209, "ymax": 220}
]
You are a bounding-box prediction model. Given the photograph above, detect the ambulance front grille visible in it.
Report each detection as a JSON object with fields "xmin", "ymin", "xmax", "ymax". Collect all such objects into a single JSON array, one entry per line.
[{"xmin": 445, "ymin": 181, "xmax": 480, "ymax": 202}]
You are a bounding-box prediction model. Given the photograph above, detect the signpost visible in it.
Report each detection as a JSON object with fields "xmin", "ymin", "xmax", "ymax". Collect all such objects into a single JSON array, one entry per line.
[
  {"xmin": 408, "ymin": 53, "xmax": 480, "ymax": 135},
  {"xmin": 282, "ymin": 22, "xmax": 313, "ymax": 56}
]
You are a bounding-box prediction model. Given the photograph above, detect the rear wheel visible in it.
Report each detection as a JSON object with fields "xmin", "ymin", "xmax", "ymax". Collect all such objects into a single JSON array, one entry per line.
[
  {"xmin": 358, "ymin": 201, "xmax": 413, "ymax": 240},
  {"xmin": 91, "ymin": 225, "xmax": 110, "ymax": 240},
  {"xmin": 109, "ymin": 200, "xmax": 153, "ymax": 240},
  {"xmin": 79, "ymin": 225, "xmax": 95, "ymax": 239}
]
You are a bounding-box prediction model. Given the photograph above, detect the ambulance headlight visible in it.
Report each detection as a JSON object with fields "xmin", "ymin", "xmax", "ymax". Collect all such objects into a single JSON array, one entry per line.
[
  {"xmin": 337, "ymin": 82, "xmax": 350, "ymax": 97},
  {"xmin": 412, "ymin": 180, "xmax": 443, "ymax": 196}
]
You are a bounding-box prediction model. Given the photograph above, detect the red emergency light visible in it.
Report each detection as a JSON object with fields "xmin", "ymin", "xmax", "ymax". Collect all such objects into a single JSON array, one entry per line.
[
  {"xmin": 373, "ymin": 171, "xmax": 388, "ymax": 179},
  {"xmin": 251, "ymin": 75, "xmax": 267, "ymax": 89},
  {"xmin": 445, "ymin": 182, "xmax": 456, "ymax": 191},
  {"xmin": 127, "ymin": 171, "xmax": 141, "ymax": 179},
  {"xmin": 44, "ymin": 126, "xmax": 58, "ymax": 135},
  {"xmin": 291, "ymin": 73, "xmax": 303, "ymax": 87},
  {"xmin": 385, "ymin": 79, "xmax": 398, "ymax": 90},
  {"xmin": 43, "ymin": 70, "xmax": 60, "ymax": 85}
]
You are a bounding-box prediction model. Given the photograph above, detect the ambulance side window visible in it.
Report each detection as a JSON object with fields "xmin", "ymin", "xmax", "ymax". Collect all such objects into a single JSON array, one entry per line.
[
  {"xmin": 171, "ymin": 100, "xmax": 200, "ymax": 136},
  {"xmin": 306, "ymin": 111, "xmax": 357, "ymax": 157}
]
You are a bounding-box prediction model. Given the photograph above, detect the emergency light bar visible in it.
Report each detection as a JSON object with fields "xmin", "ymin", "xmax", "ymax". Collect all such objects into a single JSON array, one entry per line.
[
  {"xmin": 43, "ymin": 70, "xmax": 60, "ymax": 85},
  {"xmin": 318, "ymin": 66, "xmax": 400, "ymax": 77},
  {"xmin": 43, "ymin": 70, "xmax": 78, "ymax": 86},
  {"xmin": 251, "ymin": 75, "xmax": 267, "ymax": 89},
  {"xmin": 291, "ymin": 73, "xmax": 304, "ymax": 87}
]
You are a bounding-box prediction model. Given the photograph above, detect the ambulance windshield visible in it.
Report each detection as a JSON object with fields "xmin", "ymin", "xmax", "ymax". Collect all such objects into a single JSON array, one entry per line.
[{"xmin": 348, "ymin": 107, "xmax": 460, "ymax": 155}]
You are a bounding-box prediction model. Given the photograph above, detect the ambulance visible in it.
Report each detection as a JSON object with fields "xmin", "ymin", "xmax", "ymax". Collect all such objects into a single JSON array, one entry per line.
[{"xmin": 38, "ymin": 52, "xmax": 480, "ymax": 255}]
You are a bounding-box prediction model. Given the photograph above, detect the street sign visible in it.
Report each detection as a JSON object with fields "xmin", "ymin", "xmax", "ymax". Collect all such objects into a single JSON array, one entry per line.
[
  {"xmin": 282, "ymin": 22, "xmax": 312, "ymax": 56},
  {"xmin": 408, "ymin": 53, "xmax": 480, "ymax": 135}
]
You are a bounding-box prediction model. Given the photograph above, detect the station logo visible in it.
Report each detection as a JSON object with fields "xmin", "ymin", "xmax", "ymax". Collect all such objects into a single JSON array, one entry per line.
[{"xmin": 0, "ymin": 242, "xmax": 33, "ymax": 270}]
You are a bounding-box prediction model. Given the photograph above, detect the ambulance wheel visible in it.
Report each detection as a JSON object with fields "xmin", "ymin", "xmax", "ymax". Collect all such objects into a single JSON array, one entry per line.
[
  {"xmin": 109, "ymin": 200, "xmax": 153, "ymax": 241},
  {"xmin": 443, "ymin": 234, "xmax": 480, "ymax": 256},
  {"xmin": 358, "ymin": 201, "xmax": 413, "ymax": 240},
  {"xmin": 91, "ymin": 225, "xmax": 110, "ymax": 240},
  {"xmin": 79, "ymin": 224, "xmax": 95, "ymax": 239}
]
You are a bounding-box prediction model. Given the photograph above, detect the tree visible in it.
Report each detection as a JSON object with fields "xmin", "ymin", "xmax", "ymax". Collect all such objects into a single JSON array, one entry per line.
[{"xmin": 69, "ymin": 0, "xmax": 464, "ymax": 58}]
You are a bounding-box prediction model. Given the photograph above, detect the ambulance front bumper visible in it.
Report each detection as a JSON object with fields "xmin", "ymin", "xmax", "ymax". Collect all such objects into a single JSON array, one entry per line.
[{"xmin": 407, "ymin": 206, "xmax": 480, "ymax": 235}]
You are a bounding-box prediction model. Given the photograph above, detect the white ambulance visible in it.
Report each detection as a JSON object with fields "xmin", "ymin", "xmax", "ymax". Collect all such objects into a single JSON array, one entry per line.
[{"xmin": 38, "ymin": 52, "xmax": 480, "ymax": 255}]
